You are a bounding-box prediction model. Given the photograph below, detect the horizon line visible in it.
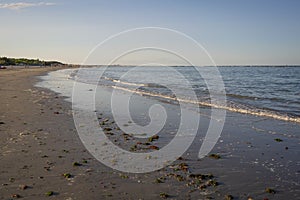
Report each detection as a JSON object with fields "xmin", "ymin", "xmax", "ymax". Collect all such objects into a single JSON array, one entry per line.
[{"xmin": 1, "ymin": 56, "xmax": 300, "ymax": 67}]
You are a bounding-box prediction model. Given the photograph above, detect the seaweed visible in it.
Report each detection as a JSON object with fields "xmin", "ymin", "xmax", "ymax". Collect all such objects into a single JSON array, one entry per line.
[
  {"xmin": 63, "ymin": 173, "xmax": 72, "ymax": 178},
  {"xmin": 73, "ymin": 162, "xmax": 82, "ymax": 166},
  {"xmin": 225, "ymin": 194, "xmax": 233, "ymax": 200},
  {"xmin": 265, "ymin": 187, "xmax": 276, "ymax": 194},
  {"xmin": 209, "ymin": 154, "xmax": 221, "ymax": 159},
  {"xmin": 160, "ymin": 192, "xmax": 169, "ymax": 199},
  {"xmin": 45, "ymin": 191, "xmax": 54, "ymax": 196},
  {"xmin": 148, "ymin": 135, "xmax": 159, "ymax": 142}
]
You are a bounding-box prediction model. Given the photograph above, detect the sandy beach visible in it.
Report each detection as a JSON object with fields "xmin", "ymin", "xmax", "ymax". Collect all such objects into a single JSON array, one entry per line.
[
  {"xmin": 0, "ymin": 67, "xmax": 216, "ymax": 199},
  {"xmin": 0, "ymin": 67, "xmax": 299, "ymax": 200}
]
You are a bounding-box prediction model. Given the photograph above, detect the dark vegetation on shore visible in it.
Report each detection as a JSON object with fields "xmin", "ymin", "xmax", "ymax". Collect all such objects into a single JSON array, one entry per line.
[{"xmin": 0, "ymin": 57, "xmax": 65, "ymax": 66}]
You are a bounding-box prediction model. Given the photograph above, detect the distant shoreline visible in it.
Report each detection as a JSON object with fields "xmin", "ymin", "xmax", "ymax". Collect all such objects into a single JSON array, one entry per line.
[
  {"xmin": 1, "ymin": 65, "xmax": 300, "ymax": 69},
  {"xmin": 1, "ymin": 57, "xmax": 299, "ymax": 68}
]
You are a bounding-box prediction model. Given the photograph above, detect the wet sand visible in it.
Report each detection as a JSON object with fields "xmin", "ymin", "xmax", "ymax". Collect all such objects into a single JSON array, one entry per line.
[{"xmin": 0, "ymin": 67, "xmax": 299, "ymax": 200}]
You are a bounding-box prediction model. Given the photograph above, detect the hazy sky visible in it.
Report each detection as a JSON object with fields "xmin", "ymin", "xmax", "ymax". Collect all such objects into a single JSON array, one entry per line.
[{"xmin": 1, "ymin": 0, "xmax": 299, "ymax": 65}]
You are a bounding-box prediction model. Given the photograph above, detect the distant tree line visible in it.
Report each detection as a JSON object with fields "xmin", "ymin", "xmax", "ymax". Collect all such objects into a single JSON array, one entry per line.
[{"xmin": 0, "ymin": 57, "xmax": 64, "ymax": 66}]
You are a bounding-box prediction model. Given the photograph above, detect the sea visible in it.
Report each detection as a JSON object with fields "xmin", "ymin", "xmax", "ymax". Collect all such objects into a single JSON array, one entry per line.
[{"xmin": 62, "ymin": 66, "xmax": 300, "ymax": 123}]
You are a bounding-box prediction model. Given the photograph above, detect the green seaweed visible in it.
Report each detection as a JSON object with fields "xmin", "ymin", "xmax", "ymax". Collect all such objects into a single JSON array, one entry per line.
[
  {"xmin": 119, "ymin": 174, "xmax": 129, "ymax": 179},
  {"xmin": 63, "ymin": 173, "xmax": 71, "ymax": 178},
  {"xmin": 148, "ymin": 135, "xmax": 159, "ymax": 142},
  {"xmin": 45, "ymin": 191, "xmax": 54, "ymax": 196}
]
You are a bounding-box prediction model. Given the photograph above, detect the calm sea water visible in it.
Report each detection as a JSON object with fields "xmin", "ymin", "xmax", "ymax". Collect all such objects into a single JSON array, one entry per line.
[{"xmin": 69, "ymin": 66, "xmax": 300, "ymax": 123}]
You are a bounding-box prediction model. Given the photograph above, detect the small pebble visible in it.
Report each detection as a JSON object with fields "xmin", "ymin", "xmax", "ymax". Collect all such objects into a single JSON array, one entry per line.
[
  {"xmin": 11, "ymin": 194, "xmax": 21, "ymax": 198},
  {"xmin": 19, "ymin": 184, "xmax": 28, "ymax": 190}
]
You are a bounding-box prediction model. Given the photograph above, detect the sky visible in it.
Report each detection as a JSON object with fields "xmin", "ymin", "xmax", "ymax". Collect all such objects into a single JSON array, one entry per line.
[{"xmin": 0, "ymin": 0, "xmax": 300, "ymax": 65}]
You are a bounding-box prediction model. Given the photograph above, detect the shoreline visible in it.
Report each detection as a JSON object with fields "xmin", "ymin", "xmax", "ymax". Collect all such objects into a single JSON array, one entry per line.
[{"xmin": 0, "ymin": 67, "xmax": 299, "ymax": 199}]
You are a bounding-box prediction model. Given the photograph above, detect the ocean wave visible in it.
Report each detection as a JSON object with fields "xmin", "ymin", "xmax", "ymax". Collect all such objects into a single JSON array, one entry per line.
[
  {"xmin": 69, "ymin": 68, "xmax": 300, "ymax": 124},
  {"xmin": 111, "ymin": 85, "xmax": 300, "ymax": 124},
  {"xmin": 226, "ymin": 93, "xmax": 289, "ymax": 103},
  {"xmin": 112, "ymin": 79, "xmax": 147, "ymax": 87},
  {"xmin": 102, "ymin": 77, "xmax": 168, "ymax": 88},
  {"xmin": 226, "ymin": 93, "xmax": 260, "ymax": 100}
]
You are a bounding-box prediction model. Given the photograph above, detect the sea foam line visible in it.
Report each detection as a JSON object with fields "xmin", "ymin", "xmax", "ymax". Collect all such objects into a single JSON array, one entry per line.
[{"xmin": 112, "ymin": 85, "xmax": 300, "ymax": 124}]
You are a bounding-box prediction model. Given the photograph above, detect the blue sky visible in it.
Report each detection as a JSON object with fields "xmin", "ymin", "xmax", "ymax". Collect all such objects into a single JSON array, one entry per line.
[{"xmin": 0, "ymin": 0, "xmax": 299, "ymax": 65}]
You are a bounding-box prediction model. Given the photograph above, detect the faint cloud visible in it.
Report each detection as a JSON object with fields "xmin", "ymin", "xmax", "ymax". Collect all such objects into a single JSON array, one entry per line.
[{"xmin": 0, "ymin": 2, "xmax": 56, "ymax": 10}]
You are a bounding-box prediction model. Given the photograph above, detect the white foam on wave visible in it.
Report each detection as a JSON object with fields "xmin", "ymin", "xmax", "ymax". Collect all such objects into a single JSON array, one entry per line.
[
  {"xmin": 111, "ymin": 86, "xmax": 300, "ymax": 124},
  {"xmin": 112, "ymin": 79, "xmax": 147, "ymax": 87}
]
